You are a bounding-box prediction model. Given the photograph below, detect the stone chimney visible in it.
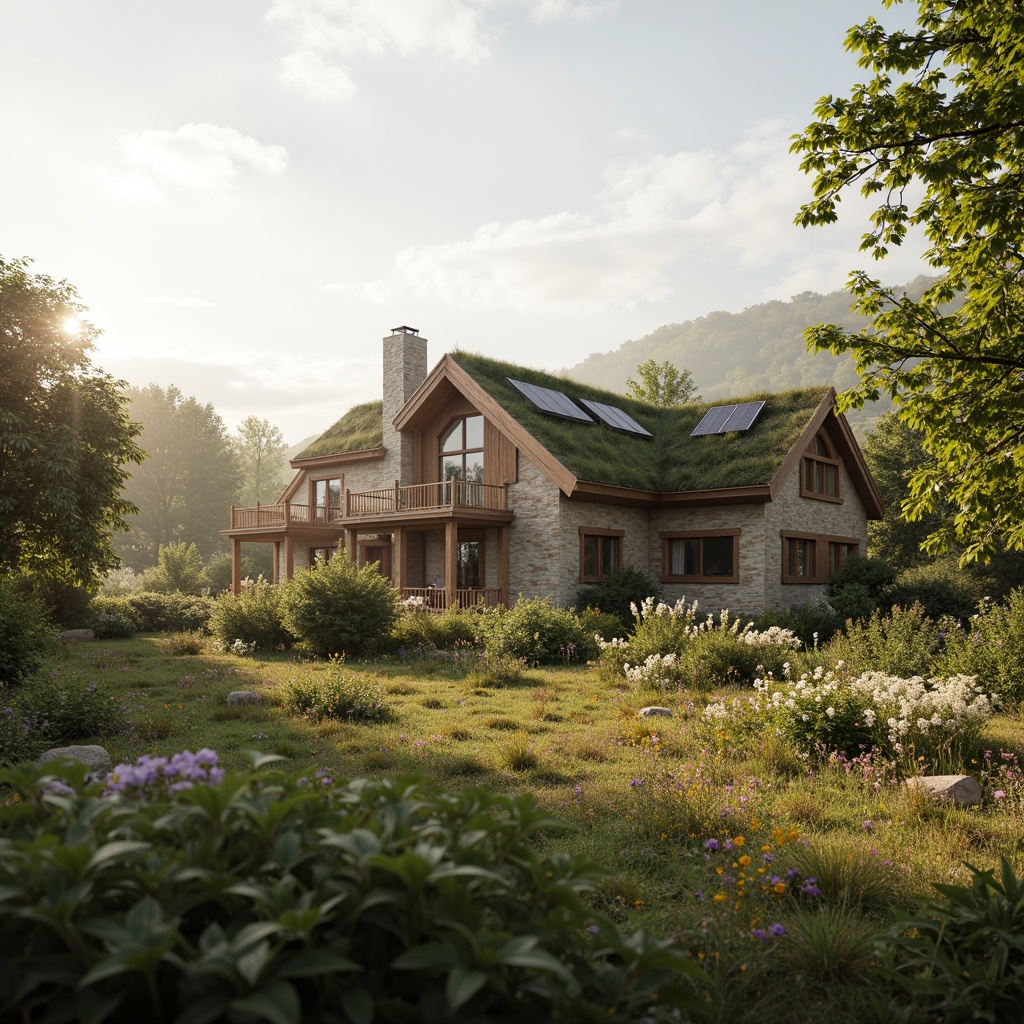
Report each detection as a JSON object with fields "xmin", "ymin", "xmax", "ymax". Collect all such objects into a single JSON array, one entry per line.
[{"xmin": 382, "ymin": 326, "xmax": 428, "ymax": 484}]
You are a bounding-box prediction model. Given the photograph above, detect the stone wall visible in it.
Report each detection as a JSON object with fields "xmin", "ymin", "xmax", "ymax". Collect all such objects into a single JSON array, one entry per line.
[{"xmin": 507, "ymin": 455, "xmax": 562, "ymax": 603}]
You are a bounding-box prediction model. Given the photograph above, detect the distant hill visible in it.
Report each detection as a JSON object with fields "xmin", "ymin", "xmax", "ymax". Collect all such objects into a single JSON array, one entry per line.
[{"xmin": 564, "ymin": 279, "xmax": 935, "ymax": 436}]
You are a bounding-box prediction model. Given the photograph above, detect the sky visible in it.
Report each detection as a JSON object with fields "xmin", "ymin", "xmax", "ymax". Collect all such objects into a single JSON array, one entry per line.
[{"xmin": 0, "ymin": 0, "xmax": 927, "ymax": 444}]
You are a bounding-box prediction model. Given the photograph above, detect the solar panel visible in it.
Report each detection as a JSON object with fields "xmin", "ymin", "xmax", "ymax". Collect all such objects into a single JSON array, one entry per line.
[
  {"xmin": 691, "ymin": 401, "xmax": 766, "ymax": 437},
  {"xmin": 577, "ymin": 399, "xmax": 653, "ymax": 438},
  {"xmin": 507, "ymin": 378, "xmax": 594, "ymax": 423}
]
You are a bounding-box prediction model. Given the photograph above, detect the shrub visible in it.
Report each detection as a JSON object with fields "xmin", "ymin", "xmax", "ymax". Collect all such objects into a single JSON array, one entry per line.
[
  {"xmin": 91, "ymin": 610, "xmax": 137, "ymax": 640},
  {"xmin": 575, "ymin": 564, "xmax": 661, "ymax": 631},
  {"xmin": 281, "ymin": 555, "xmax": 400, "ymax": 658},
  {"xmin": 155, "ymin": 629, "xmax": 207, "ymax": 656},
  {"xmin": 90, "ymin": 595, "xmax": 143, "ymax": 632},
  {"xmin": 0, "ymin": 758, "xmax": 705, "ymax": 1023},
  {"xmin": 891, "ymin": 556, "xmax": 984, "ymax": 623},
  {"xmin": 750, "ymin": 600, "xmax": 841, "ymax": 647},
  {"xmin": 98, "ymin": 565, "xmax": 142, "ymax": 596},
  {"xmin": 121, "ymin": 591, "xmax": 215, "ymax": 632},
  {"xmin": 948, "ymin": 589, "xmax": 1024, "ymax": 705},
  {"xmin": 578, "ymin": 607, "xmax": 624, "ymax": 642},
  {"xmin": 283, "ymin": 659, "xmax": 389, "ymax": 723},
  {"xmin": 827, "ymin": 554, "xmax": 897, "ymax": 621},
  {"xmin": 477, "ymin": 597, "xmax": 599, "ymax": 665},
  {"xmin": 0, "ymin": 574, "xmax": 52, "ymax": 685},
  {"xmin": 391, "ymin": 602, "xmax": 480, "ymax": 653},
  {"xmin": 139, "ymin": 541, "xmax": 210, "ymax": 595},
  {"xmin": 208, "ymin": 578, "xmax": 292, "ymax": 652}
]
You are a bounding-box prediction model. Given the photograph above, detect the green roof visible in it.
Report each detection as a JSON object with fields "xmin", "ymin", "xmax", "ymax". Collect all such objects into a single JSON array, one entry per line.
[
  {"xmin": 451, "ymin": 351, "xmax": 828, "ymax": 492},
  {"xmin": 295, "ymin": 400, "xmax": 383, "ymax": 460}
]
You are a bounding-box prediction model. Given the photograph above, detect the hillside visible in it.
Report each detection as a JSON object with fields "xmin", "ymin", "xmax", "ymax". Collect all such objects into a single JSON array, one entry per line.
[{"xmin": 564, "ymin": 280, "xmax": 935, "ymax": 435}]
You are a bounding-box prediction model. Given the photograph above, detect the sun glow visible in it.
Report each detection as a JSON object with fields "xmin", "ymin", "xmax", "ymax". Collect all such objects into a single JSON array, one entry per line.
[{"xmin": 61, "ymin": 315, "xmax": 82, "ymax": 335}]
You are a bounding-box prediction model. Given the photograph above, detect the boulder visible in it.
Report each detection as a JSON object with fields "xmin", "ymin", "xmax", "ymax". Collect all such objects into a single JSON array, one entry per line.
[
  {"xmin": 58, "ymin": 629, "xmax": 95, "ymax": 641},
  {"xmin": 36, "ymin": 744, "xmax": 113, "ymax": 773},
  {"xmin": 227, "ymin": 690, "xmax": 261, "ymax": 706},
  {"xmin": 638, "ymin": 706, "xmax": 674, "ymax": 718},
  {"xmin": 906, "ymin": 774, "xmax": 982, "ymax": 807}
]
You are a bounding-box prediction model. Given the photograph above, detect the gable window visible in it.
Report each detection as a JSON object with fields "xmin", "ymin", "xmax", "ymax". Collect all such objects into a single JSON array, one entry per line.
[
  {"xmin": 439, "ymin": 415, "xmax": 484, "ymax": 483},
  {"xmin": 782, "ymin": 533, "xmax": 859, "ymax": 584},
  {"xmin": 661, "ymin": 530, "xmax": 739, "ymax": 583},
  {"xmin": 311, "ymin": 477, "xmax": 342, "ymax": 523},
  {"xmin": 579, "ymin": 528, "xmax": 623, "ymax": 582},
  {"xmin": 801, "ymin": 432, "xmax": 841, "ymax": 501}
]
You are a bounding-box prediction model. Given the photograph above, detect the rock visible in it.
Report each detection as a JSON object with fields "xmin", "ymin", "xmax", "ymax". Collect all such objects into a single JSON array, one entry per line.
[
  {"xmin": 227, "ymin": 690, "xmax": 261, "ymax": 706},
  {"xmin": 58, "ymin": 628, "xmax": 95, "ymax": 641},
  {"xmin": 638, "ymin": 706, "xmax": 674, "ymax": 718},
  {"xmin": 906, "ymin": 774, "xmax": 982, "ymax": 807},
  {"xmin": 36, "ymin": 744, "xmax": 113, "ymax": 773}
]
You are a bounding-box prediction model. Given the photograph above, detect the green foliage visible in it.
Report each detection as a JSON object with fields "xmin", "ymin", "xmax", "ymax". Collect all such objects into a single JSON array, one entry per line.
[
  {"xmin": 391, "ymin": 603, "xmax": 480, "ymax": 652},
  {"xmin": 750, "ymin": 601, "xmax": 841, "ymax": 647},
  {"xmin": 793, "ymin": 2, "xmax": 1024, "ymax": 562},
  {"xmin": 116, "ymin": 591, "xmax": 215, "ymax": 633},
  {"xmin": 575, "ymin": 564, "xmax": 661, "ymax": 631},
  {"xmin": 281, "ymin": 555, "xmax": 400, "ymax": 658},
  {"xmin": 478, "ymin": 597, "xmax": 599, "ymax": 666},
  {"xmin": 0, "ymin": 574, "xmax": 52, "ymax": 685},
  {"xmin": 891, "ymin": 557, "xmax": 983, "ymax": 623},
  {"xmin": 885, "ymin": 858, "xmax": 1024, "ymax": 1022},
  {"xmin": 91, "ymin": 610, "xmax": 137, "ymax": 640},
  {"xmin": 209, "ymin": 579, "xmax": 292, "ymax": 652},
  {"xmin": 155, "ymin": 629, "xmax": 207, "ymax": 656},
  {"xmin": 625, "ymin": 357, "xmax": 700, "ymax": 407},
  {"xmin": 0, "ymin": 760, "xmax": 704, "ymax": 1022},
  {"xmin": 827, "ymin": 554, "xmax": 896, "ymax": 622},
  {"xmin": 114, "ymin": 384, "xmax": 240, "ymax": 570},
  {"xmin": 295, "ymin": 399, "xmax": 383, "ymax": 459},
  {"xmin": 283, "ymin": 658, "xmax": 388, "ymax": 723},
  {"xmin": 139, "ymin": 541, "xmax": 210, "ymax": 595},
  {"xmin": 233, "ymin": 415, "xmax": 287, "ymax": 506},
  {"xmin": 98, "ymin": 566, "xmax": 142, "ymax": 596},
  {"xmin": 947, "ymin": 590, "xmax": 1024, "ymax": 705},
  {"xmin": 0, "ymin": 255, "xmax": 144, "ymax": 590}
]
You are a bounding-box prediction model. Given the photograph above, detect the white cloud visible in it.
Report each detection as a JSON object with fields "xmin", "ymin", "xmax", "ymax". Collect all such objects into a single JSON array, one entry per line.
[
  {"xmin": 279, "ymin": 49, "xmax": 358, "ymax": 100},
  {"xmin": 328, "ymin": 123, "xmax": 930, "ymax": 314},
  {"xmin": 94, "ymin": 124, "xmax": 288, "ymax": 200},
  {"xmin": 137, "ymin": 295, "xmax": 220, "ymax": 309}
]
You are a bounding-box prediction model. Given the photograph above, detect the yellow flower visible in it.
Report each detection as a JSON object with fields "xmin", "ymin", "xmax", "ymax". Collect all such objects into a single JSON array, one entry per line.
[
  {"xmin": 773, "ymin": 882, "xmax": 786, "ymax": 895},
  {"xmin": 733, "ymin": 835, "xmax": 745, "ymax": 847},
  {"xmin": 739, "ymin": 855, "xmax": 751, "ymax": 867},
  {"xmin": 713, "ymin": 893, "xmax": 727, "ymax": 903},
  {"xmin": 634, "ymin": 899, "xmax": 645, "ymax": 908}
]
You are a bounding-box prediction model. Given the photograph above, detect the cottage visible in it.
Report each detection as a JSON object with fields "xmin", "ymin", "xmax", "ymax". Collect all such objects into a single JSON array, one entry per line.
[{"xmin": 222, "ymin": 327, "xmax": 882, "ymax": 613}]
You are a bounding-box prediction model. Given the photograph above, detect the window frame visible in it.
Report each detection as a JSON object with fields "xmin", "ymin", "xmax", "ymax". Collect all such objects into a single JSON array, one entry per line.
[
  {"xmin": 578, "ymin": 527, "xmax": 624, "ymax": 583},
  {"xmin": 781, "ymin": 532, "xmax": 860, "ymax": 584},
  {"xmin": 309, "ymin": 475, "xmax": 343, "ymax": 523},
  {"xmin": 659, "ymin": 529, "xmax": 740, "ymax": 584},
  {"xmin": 800, "ymin": 431, "xmax": 843, "ymax": 503},
  {"xmin": 438, "ymin": 414, "xmax": 485, "ymax": 484}
]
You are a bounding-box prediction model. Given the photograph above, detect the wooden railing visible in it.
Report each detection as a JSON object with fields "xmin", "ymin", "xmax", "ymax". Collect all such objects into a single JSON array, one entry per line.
[
  {"xmin": 400, "ymin": 587, "xmax": 503, "ymax": 611},
  {"xmin": 346, "ymin": 480, "xmax": 507, "ymax": 517},
  {"xmin": 229, "ymin": 502, "xmax": 341, "ymax": 530}
]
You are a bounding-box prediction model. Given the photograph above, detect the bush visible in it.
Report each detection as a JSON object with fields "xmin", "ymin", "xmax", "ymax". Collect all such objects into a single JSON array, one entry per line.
[
  {"xmin": 155, "ymin": 629, "xmax": 207, "ymax": 656},
  {"xmin": 391, "ymin": 602, "xmax": 480, "ymax": 653},
  {"xmin": 281, "ymin": 555, "xmax": 400, "ymax": 658},
  {"xmin": 0, "ymin": 757, "xmax": 704, "ymax": 1023},
  {"xmin": 91, "ymin": 610, "xmax": 137, "ymax": 640},
  {"xmin": 98, "ymin": 565, "xmax": 142, "ymax": 596},
  {"xmin": 575, "ymin": 565, "xmax": 661, "ymax": 631},
  {"xmin": 947, "ymin": 588, "xmax": 1024, "ymax": 705},
  {"xmin": 117, "ymin": 591, "xmax": 215, "ymax": 632},
  {"xmin": 139, "ymin": 541, "xmax": 210, "ymax": 595},
  {"xmin": 750, "ymin": 600, "xmax": 841, "ymax": 647},
  {"xmin": 827, "ymin": 554, "xmax": 897, "ymax": 622},
  {"xmin": 209, "ymin": 579, "xmax": 292, "ymax": 652},
  {"xmin": 283, "ymin": 658, "xmax": 389, "ymax": 722},
  {"xmin": 0, "ymin": 574, "xmax": 52, "ymax": 685},
  {"xmin": 891, "ymin": 556, "xmax": 984, "ymax": 623},
  {"xmin": 477, "ymin": 597, "xmax": 599, "ymax": 666}
]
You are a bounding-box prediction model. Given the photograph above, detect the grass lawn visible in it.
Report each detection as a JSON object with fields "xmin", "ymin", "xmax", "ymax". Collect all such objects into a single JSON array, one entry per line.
[{"xmin": 7, "ymin": 632, "xmax": 1024, "ymax": 1021}]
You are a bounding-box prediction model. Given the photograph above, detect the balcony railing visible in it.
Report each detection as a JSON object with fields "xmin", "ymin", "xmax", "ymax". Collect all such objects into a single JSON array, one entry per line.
[
  {"xmin": 346, "ymin": 480, "xmax": 508, "ymax": 518},
  {"xmin": 229, "ymin": 502, "xmax": 340, "ymax": 530},
  {"xmin": 400, "ymin": 586, "xmax": 502, "ymax": 611}
]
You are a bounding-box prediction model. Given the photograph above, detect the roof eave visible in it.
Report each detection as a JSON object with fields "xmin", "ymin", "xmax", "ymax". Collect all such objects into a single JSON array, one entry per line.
[{"xmin": 289, "ymin": 447, "xmax": 387, "ymax": 470}]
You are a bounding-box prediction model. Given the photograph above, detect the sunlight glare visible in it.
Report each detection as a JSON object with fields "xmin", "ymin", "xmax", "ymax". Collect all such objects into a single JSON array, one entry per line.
[{"xmin": 61, "ymin": 315, "xmax": 82, "ymax": 335}]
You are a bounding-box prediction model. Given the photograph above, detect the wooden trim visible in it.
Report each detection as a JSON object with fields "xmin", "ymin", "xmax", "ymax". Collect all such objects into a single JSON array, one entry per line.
[
  {"xmin": 768, "ymin": 391, "xmax": 835, "ymax": 501},
  {"xmin": 289, "ymin": 447, "xmax": 387, "ymax": 470},
  {"xmin": 570, "ymin": 481, "xmax": 772, "ymax": 508},
  {"xmin": 660, "ymin": 529, "xmax": 740, "ymax": 584},
  {"xmin": 780, "ymin": 531, "xmax": 860, "ymax": 585},
  {"xmin": 578, "ymin": 527, "xmax": 625, "ymax": 583},
  {"xmin": 799, "ymin": 450, "xmax": 843, "ymax": 503}
]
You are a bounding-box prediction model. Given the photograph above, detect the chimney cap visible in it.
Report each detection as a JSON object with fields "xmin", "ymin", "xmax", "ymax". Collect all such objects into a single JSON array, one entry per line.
[{"xmin": 390, "ymin": 325, "xmax": 419, "ymax": 336}]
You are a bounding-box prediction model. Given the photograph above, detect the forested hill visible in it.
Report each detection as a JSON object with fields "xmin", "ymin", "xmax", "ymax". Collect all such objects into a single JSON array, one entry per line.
[{"xmin": 564, "ymin": 279, "xmax": 934, "ymax": 435}]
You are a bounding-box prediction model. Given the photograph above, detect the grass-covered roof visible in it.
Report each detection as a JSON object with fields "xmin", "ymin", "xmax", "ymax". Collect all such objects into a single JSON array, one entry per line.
[
  {"xmin": 451, "ymin": 351, "xmax": 828, "ymax": 492},
  {"xmin": 294, "ymin": 400, "xmax": 383, "ymax": 460}
]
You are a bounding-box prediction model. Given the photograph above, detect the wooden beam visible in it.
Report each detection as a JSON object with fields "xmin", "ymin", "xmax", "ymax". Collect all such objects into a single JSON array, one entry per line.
[
  {"xmin": 231, "ymin": 538, "xmax": 241, "ymax": 595},
  {"xmin": 497, "ymin": 524, "xmax": 509, "ymax": 607},
  {"xmin": 445, "ymin": 520, "xmax": 458, "ymax": 611}
]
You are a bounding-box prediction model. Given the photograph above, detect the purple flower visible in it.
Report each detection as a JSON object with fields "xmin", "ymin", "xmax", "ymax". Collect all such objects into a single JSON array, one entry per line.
[
  {"xmin": 750, "ymin": 928, "xmax": 768, "ymax": 941},
  {"xmin": 629, "ymin": 778, "xmax": 644, "ymax": 788},
  {"xmin": 572, "ymin": 785, "xmax": 583, "ymax": 796},
  {"xmin": 587, "ymin": 925, "xmax": 600, "ymax": 935},
  {"xmin": 995, "ymin": 790, "xmax": 1007, "ymax": 800},
  {"xmin": 862, "ymin": 819, "xmax": 873, "ymax": 832},
  {"xmin": 768, "ymin": 923, "xmax": 786, "ymax": 937},
  {"xmin": 704, "ymin": 838, "xmax": 719, "ymax": 852}
]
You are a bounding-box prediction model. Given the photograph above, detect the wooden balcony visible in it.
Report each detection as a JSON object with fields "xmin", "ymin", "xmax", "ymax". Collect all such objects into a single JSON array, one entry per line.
[
  {"xmin": 228, "ymin": 502, "xmax": 341, "ymax": 532},
  {"xmin": 400, "ymin": 586, "xmax": 502, "ymax": 611},
  {"xmin": 342, "ymin": 480, "xmax": 509, "ymax": 523}
]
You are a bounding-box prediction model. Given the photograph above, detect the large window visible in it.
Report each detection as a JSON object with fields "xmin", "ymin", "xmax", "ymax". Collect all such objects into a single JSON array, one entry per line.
[
  {"xmin": 439, "ymin": 415, "xmax": 484, "ymax": 483},
  {"xmin": 311, "ymin": 477, "xmax": 342, "ymax": 523},
  {"xmin": 661, "ymin": 530, "xmax": 739, "ymax": 583},
  {"xmin": 801, "ymin": 433, "xmax": 841, "ymax": 501},
  {"xmin": 782, "ymin": 533, "xmax": 859, "ymax": 584},
  {"xmin": 579, "ymin": 528, "xmax": 623, "ymax": 582}
]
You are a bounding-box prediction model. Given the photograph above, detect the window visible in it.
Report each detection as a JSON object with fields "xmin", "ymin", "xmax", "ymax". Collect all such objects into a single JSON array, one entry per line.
[
  {"xmin": 661, "ymin": 530, "xmax": 739, "ymax": 583},
  {"xmin": 801, "ymin": 432, "xmax": 841, "ymax": 501},
  {"xmin": 579, "ymin": 528, "xmax": 623, "ymax": 582},
  {"xmin": 782, "ymin": 533, "xmax": 859, "ymax": 584},
  {"xmin": 309, "ymin": 546, "xmax": 337, "ymax": 564},
  {"xmin": 311, "ymin": 477, "xmax": 342, "ymax": 523},
  {"xmin": 439, "ymin": 414, "xmax": 484, "ymax": 483}
]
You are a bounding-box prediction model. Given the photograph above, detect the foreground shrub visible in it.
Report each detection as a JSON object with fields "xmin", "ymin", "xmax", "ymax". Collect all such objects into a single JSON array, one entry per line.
[
  {"xmin": 574, "ymin": 564, "xmax": 661, "ymax": 631},
  {"xmin": 391, "ymin": 602, "xmax": 480, "ymax": 652},
  {"xmin": 0, "ymin": 574, "xmax": 52, "ymax": 685},
  {"xmin": 949, "ymin": 588, "xmax": 1024, "ymax": 705},
  {"xmin": 0, "ymin": 756, "xmax": 705, "ymax": 1023},
  {"xmin": 282, "ymin": 555, "xmax": 400, "ymax": 658},
  {"xmin": 283, "ymin": 657, "xmax": 389, "ymax": 722},
  {"xmin": 750, "ymin": 600, "xmax": 841, "ymax": 647},
  {"xmin": 478, "ymin": 596, "xmax": 599, "ymax": 665},
  {"xmin": 113, "ymin": 591, "xmax": 215, "ymax": 632},
  {"xmin": 209, "ymin": 578, "xmax": 292, "ymax": 651},
  {"xmin": 155, "ymin": 629, "xmax": 207, "ymax": 656}
]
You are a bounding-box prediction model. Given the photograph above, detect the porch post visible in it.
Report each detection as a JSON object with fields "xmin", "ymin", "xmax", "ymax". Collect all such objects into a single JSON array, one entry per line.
[
  {"xmin": 346, "ymin": 526, "xmax": 358, "ymax": 564},
  {"xmin": 284, "ymin": 536, "xmax": 295, "ymax": 581},
  {"xmin": 231, "ymin": 537, "xmax": 242, "ymax": 595},
  {"xmin": 273, "ymin": 541, "xmax": 281, "ymax": 585},
  {"xmin": 497, "ymin": 524, "xmax": 509, "ymax": 607},
  {"xmin": 445, "ymin": 520, "xmax": 458, "ymax": 611},
  {"xmin": 393, "ymin": 526, "xmax": 406, "ymax": 594}
]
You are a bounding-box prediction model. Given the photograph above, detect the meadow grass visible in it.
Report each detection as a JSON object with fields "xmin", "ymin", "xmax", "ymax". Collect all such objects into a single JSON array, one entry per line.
[{"xmin": 6, "ymin": 633, "xmax": 1024, "ymax": 1021}]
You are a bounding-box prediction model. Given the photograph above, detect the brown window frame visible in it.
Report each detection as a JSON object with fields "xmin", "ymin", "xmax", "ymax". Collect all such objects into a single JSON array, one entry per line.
[
  {"xmin": 781, "ymin": 532, "xmax": 860, "ymax": 584},
  {"xmin": 800, "ymin": 432, "xmax": 842, "ymax": 503},
  {"xmin": 309, "ymin": 475, "xmax": 343, "ymax": 523},
  {"xmin": 579, "ymin": 528, "xmax": 624, "ymax": 583},
  {"xmin": 438, "ymin": 414, "xmax": 485, "ymax": 483},
  {"xmin": 660, "ymin": 529, "xmax": 740, "ymax": 584}
]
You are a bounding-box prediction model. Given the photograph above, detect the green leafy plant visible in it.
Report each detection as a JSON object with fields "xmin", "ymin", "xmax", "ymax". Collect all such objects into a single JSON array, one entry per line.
[
  {"xmin": 139, "ymin": 541, "xmax": 210, "ymax": 595},
  {"xmin": 281, "ymin": 554, "xmax": 400, "ymax": 658},
  {"xmin": 575, "ymin": 564, "xmax": 661, "ymax": 632},
  {"xmin": 0, "ymin": 756, "xmax": 706, "ymax": 1023},
  {"xmin": 209, "ymin": 578, "xmax": 292, "ymax": 652},
  {"xmin": 113, "ymin": 591, "xmax": 215, "ymax": 633},
  {"xmin": 155, "ymin": 629, "xmax": 207, "ymax": 656},
  {"xmin": 391, "ymin": 602, "xmax": 480, "ymax": 652},
  {"xmin": 283, "ymin": 657, "xmax": 389, "ymax": 723},
  {"xmin": 477, "ymin": 597, "xmax": 599, "ymax": 666},
  {"xmin": 827, "ymin": 555, "xmax": 897, "ymax": 622},
  {"xmin": 0, "ymin": 574, "xmax": 52, "ymax": 685}
]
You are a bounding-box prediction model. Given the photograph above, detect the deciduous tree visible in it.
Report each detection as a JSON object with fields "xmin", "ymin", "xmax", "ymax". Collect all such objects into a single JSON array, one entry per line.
[
  {"xmin": 233, "ymin": 415, "xmax": 287, "ymax": 506},
  {"xmin": 793, "ymin": 0, "xmax": 1024, "ymax": 562},
  {"xmin": 625, "ymin": 358, "xmax": 700, "ymax": 407}
]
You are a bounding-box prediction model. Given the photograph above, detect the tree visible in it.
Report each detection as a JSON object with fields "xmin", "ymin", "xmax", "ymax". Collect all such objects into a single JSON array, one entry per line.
[
  {"xmin": 793, "ymin": 0, "xmax": 1024, "ymax": 563},
  {"xmin": 140, "ymin": 542, "xmax": 210, "ymax": 595},
  {"xmin": 0, "ymin": 256, "xmax": 143, "ymax": 589},
  {"xmin": 115, "ymin": 385, "xmax": 240, "ymax": 570},
  {"xmin": 625, "ymin": 358, "xmax": 700, "ymax": 407},
  {"xmin": 233, "ymin": 415, "xmax": 287, "ymax": 506}
]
